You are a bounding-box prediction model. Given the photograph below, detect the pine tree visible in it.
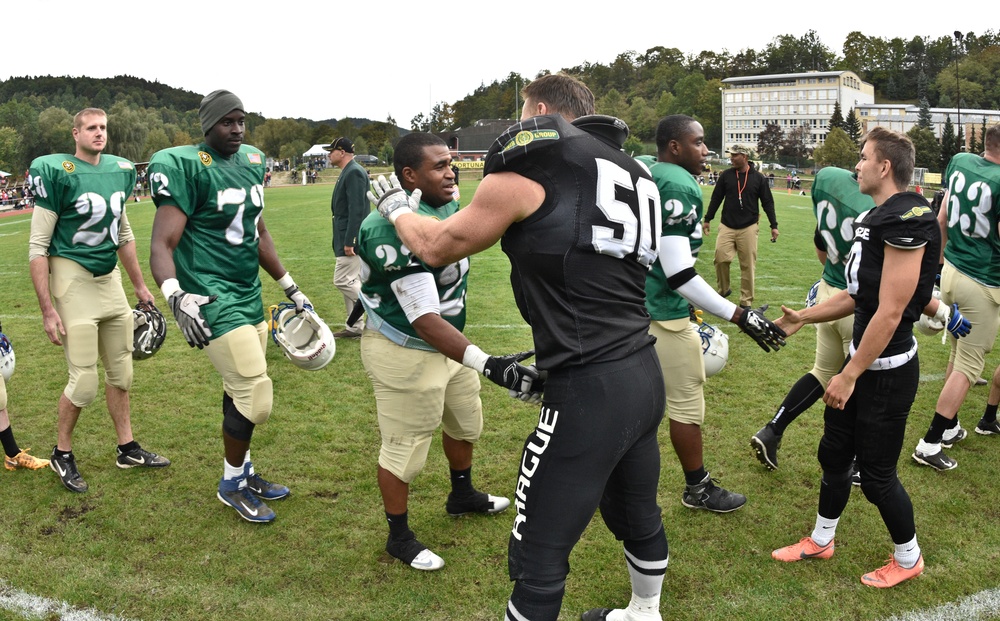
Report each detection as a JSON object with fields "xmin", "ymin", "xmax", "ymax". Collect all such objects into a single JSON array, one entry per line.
[
  {"xmin": 845, "ymin": 108, "xmax": 862, "ymax": 145},
  {"xmin": 918, "ymin": 98, "xmax": 933, "ymax": 129},
  {"xmin": 829, "ymin": 101, "xmax": 844, "ymax": 132},
  {"xmin": 941, "ymin": 115, "xmax": 957, "ymax": 170}
]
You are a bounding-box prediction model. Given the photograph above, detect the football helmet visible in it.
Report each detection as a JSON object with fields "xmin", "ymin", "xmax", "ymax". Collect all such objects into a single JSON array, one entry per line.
[
  {"xmin": 698, "ymin": 323, "xmax": 729, "ymax": 378},
  {"xmin": 806, "ymin": 279, "xmax": 821, "ymax": 308},
  {"xmin": 0, "ymin": 329, "xmax": 14, "ymax": 382},
  {"xmin": 132, "ymin": 303, "xmax": 167, "ymax": 360},
  {"xmin": 916, "ymin": 286, "xmax": 945, "ymax": 336},
  {"xmin": 269, "ymin": 303, "xmax": 335, "ymax": 371}
]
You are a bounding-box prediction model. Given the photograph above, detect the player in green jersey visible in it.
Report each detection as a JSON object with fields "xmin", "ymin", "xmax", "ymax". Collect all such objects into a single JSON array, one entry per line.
[
  {"xmin": 28, "ymin": 107, "xmax": 169, "ymax": 493},
  {"xmin": 638, "ymin": 115, "xmax": 785, "ymax": 515},
  {"xmin": 358, "ymin": 132, "xmax": 539, "ymax": 570},
  {"xmin": 149, "ymin": 90, "xmax": 313, "ymax": 523},
  {"xmin": 913, "ymin": 124, "xmax": 1000, "ymax": 469}
]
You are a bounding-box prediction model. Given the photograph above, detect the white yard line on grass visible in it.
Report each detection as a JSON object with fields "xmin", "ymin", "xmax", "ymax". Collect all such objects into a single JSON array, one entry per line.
[
  {"xmin": 0, "ymin": 581, "xmax": 135, "ymax": 621},
  {"xmin": 883, "ymin": 588, "xmax": 1000, "ymax": 621}
]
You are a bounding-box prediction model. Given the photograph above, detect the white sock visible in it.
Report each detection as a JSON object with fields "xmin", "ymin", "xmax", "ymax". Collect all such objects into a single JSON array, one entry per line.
[
  {"xmin": 811, "ymin": 514, "xmax": 839, "ymax": 547},
  {"xmin": 894, "ymin": 535, "xmax": 921, "ymax": 569},
  {"xmin": 604, "ymin": 548, "xmax": 665, "ymax": 621},
  {"xmin": 243, "ymin": 451, "xmax": 254, "ymax": 475},
  {"xmin": 223, "ymin": 459, "xmax": 244, "ymax": 481}
]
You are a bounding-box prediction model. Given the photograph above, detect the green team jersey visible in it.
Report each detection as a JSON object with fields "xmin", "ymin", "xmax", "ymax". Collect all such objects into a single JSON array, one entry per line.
[
  {"xmin": 357, "ymin": 196, "xmax": 469, "ymax": 341},
  {"xmin": 942, "ymin": 152, "xmax": 1000, "ymax": 286},
  {"xmin": 28, "ymin": 153, "xmax": 137, "ymax": 276},
  {"xmin": 812, "ymin": 166, "xmax": 874, "ymax": 290},
  {"xmin": 148, "ymin": 143, "xmax": 268, "ymax": 338},
  {"xmin": 637, "ymin": 156, "xmax": 704, "ymax": 321}
]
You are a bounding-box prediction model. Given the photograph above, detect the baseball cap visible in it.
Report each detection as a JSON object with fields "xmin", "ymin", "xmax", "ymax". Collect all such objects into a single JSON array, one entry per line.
[
  {"xmin": 726, "ymin": 145, "xmax": 750, "ymax": 155},
  {"xmin": 323, "ymin": 137, "xmax": 354, "ymax": 153}
]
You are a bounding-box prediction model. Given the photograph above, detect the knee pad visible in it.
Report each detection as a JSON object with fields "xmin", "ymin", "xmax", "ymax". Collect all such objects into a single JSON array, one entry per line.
[
  {"xmin": 222, "ymin": 393, "xmax": 255, "ymax": 441},
  {"xmin": 245, "ymin": 377, "xmax": 273, "ymax": 424},
  {"xmin": 104, "ymin": 353, "xmax": 133, "ymax": 392},
  {"xmin": 817, "ymin": 440, "xmax": 853, "ymax": 475},
  {"xmin": 65, "ymin": 369, "xmax": 99, "ymax": 407},
  {"xmin": 379, "ymin": 432, "xmax": 433, "ymax": 484},
  {"xmin": 65, "ymin": 323, "xmax": 99, "ymax": 407},
  {"xmin": 860, "ymin": 473, "xmax": 901, "ymax": 506},
  {"xmin": 953, "ymin": 342, "xmax": 988, "ymax": 386},
  {"xmin": 821, "ymin": 467, "xmax": 853, "ymax": 487}
]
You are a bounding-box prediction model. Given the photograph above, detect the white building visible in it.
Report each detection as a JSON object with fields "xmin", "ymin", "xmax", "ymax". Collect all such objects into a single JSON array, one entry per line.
[
  {"xmin": 721, "ymin": 70, "xmax": 874, "ymax": 155},
  {"xmin": 856, "ymin": 105, "xmax": 1000, "ymax": 149}
]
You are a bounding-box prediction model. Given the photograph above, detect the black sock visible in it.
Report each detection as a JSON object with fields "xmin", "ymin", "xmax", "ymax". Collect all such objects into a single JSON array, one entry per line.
[
  {"xmin": 684, "ymin": 466, "xmax": 708, "ymax": 486},
  {"xmin": 450, "ymin": 466, "xmax": 474, "ymax": 496},
  {"xmin": 386, "ymin": 511, "xmax": 410, "ymax": 540},
  {"xmin": 923, "ymin": 413, "xmax": 951, "ymax": 443},
  {"xmin": 984, "ymin": 404, "xmax": 998, "ymax": 423},
  {"xmin": 53, "ymin": 447, "xmax": 73, "ymax": 459},
  {"xmin": 118, "ymin": 440, "xmax": 139, "ymax": 454},
  {"xmin": 770, "ymin": 374, "xmax": 824, "ymax": 435},
  {"xmin": 0, "ymin": 425, "xmax": 20, "ymax": 458}
]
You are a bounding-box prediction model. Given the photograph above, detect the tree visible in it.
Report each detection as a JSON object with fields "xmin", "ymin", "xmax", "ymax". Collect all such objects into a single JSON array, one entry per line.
[
  {"xmin": 142, "ymin": 128, "xmax": 171, "ymax": 161},
  {"xmin": 756, "ymin": 123, "xmax": 784, "ymax": 160},
  {"xmin": 845, "ymin": 108, "xmax": 862, "ymax": 144},
  {"xmin": 812, "ymin": 128, "xmax": 859, "ymax": 169},
  {"xmin": 37, "ymin": 106, "xmax": 74, "ymax": 155},
  {"xmin": 596, "ymin": 89, "xmax": 628, "ymax": 119},
  {"xmin": 907, "ymin": 126, "xmax": 941, "ymax": 172},
  {"xmin": 625, "ymin": 97, "xmax": 656, "ymax": 142},
  {"xmin": 917, "ymin": 97, "xmax": 933, "ymax": 129},
  {"xmin": 940, "ymin": 114, "xmax": 958, "ymax": 170},
  {"xmin": 829, "ymin": 101, "xmax": 844, "ymax": 132},
  {"xmin": 780, "ymin": 125, "xmax": 810, "ymax": 166},
  {"xmin": 0, "ymin": 126, "xmax": 23, "ymax": 175},
  {"xmin": 107, "ymin": 102, "xmax": 148, "ymax": 162}
]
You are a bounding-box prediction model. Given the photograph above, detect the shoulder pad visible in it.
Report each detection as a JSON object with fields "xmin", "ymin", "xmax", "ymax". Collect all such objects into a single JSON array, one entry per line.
[{"xmin": 571, "ymin": 115, "xmax": 629, "ymax": 148}]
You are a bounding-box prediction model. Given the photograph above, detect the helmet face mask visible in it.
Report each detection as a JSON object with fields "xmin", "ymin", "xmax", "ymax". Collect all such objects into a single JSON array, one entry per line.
[
  {"xmin": 133, "ymin": 303, "xmax": 167, "ymax": 360},
  {"xmin": 269, "ymin": 303, "xmax": 335, "ymax": 371},
  {"xmin": 0, "ymin": 331, "xmax": 14, "ymax": 382},
  {"xmin": 916, "ymin": 285, "xmax": 945, "ymax": 336},
  {"xmin": 698, "ymin": 323, "xmax": 729, "ymax": 378}
]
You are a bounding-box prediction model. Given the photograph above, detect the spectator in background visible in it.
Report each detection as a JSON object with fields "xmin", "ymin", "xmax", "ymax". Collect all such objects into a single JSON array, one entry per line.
[{"xmin": 325, "ymin": 137, "xmax": 369, "ymax": 338}]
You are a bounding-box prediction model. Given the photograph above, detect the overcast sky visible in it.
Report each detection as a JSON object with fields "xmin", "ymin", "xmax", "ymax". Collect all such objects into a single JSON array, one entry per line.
[{"xmin": 5, "ymin": 1, "xmax": 988, "ymax": 127}]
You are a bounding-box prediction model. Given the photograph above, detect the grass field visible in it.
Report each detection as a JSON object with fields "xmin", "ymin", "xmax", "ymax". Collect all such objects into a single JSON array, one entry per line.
[{"xmin": 2, "ymin": 178, "xmax": 1000, "ymax": 621}]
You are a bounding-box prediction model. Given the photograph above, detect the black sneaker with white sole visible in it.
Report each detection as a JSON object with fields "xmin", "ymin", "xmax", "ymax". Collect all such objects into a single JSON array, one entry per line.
[
  {"xmin": 446, "ymin": 490, "xmax": 510, "ymax": 517},
  {"xmin": 682, "ymin": 473, "xmax": 747, "ymax": 513},
  {"xmin": 941, "ymin": 425, "xmax": 967, "ymax": 449},
  {"xmin": 217, "ymin": 477, "xmax": 275, "ymax": 523},
  {"xmin": 912, "ymin": 441, "xmax": 957, "ymax": 471},
  {"xmin": 50, "ymin": 448, "xmax": 87, "ymax": 493},
  {"xmin": 976, "ymin": 418, "xmax": 1000, "ymax": 436},
  {"xmin": 386, "ymin": 531, "xmax": 444, "ymax": 571},
  {"xmin": 116, "ymin": 445, "xmax": 171, "ymax": 469},
  {"xmin": 751, "ymin": 425, "xmax": 782, "ymax": 470}
]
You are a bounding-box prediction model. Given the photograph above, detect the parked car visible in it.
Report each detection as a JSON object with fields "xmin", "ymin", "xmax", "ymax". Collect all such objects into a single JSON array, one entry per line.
[{"xmin": 355, "ymin": 154, "xmax": 382, "ymax": 166}]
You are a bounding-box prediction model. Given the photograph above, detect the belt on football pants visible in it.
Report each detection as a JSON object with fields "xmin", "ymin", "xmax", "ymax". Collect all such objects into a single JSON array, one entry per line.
[
  {"xmin": 849, "ymin": 337, "xmax": 917, "ymax": 371},
  {"xmin": 360, "ymin": 299, "xmax": 437, "ymax": 352}
]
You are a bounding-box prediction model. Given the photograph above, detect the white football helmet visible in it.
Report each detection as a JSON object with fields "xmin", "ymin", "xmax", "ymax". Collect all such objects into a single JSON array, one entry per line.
[
  {"xmin": 916, "ymin": 286, "xmax": 945, "ymax": 336},
  {"xmin": 806, "ymin": 279, "xmax": 821, "ymax": 308},
  {"xmin": 698, "ymin": 323, "xmax": 729, "ymax": 377},
  {"xmin": 269, "ymin": 303, "xmax": 335, "ymax": 371},
  {"xmin": 132, "ymin": 303, "xmax": 167, "ymax": 360},
  {"xmin": 0, "ymin": 330, "xmax": 14, "ymax": 382}
]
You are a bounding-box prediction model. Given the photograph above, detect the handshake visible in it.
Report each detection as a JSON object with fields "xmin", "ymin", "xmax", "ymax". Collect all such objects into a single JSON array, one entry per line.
[{"xmin": 464, "ymin": 346, "xmax": 545, "ymax": 405}]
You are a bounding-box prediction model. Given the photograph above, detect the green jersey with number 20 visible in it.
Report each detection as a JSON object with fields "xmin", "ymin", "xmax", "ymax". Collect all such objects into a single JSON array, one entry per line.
[
  {"xmin": 812, "ymin": 166, "xmax": 875, "ymax": 291},
  {"xmin": 148, "ymin": 143, "xmax": 268, "ymax": 338},
  {"xmin": 29, "ymin": 153, "xmax": 137, "ymax": 276}
]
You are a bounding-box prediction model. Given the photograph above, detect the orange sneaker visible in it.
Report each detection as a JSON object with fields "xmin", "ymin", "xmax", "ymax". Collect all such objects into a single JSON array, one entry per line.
[
  {"xmin": 4, "ymin": 448, "xmax": 51, "ymax": 471},
  {"xmin": 772, "ymin": 536, "xmax": 835, "ymax": 562},
  {"xmin": 861, "ymin": 555, "xmax": 924, "ymax": 588}
]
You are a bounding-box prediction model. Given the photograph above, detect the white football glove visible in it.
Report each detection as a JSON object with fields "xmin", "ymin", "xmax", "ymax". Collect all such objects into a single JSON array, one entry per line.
[
  {"xmin": 367, "ymin": 174, "xmax": 421, "ymax": 224},
  {"xmin": 167, "ymin": 290, "xmax": 216, "ymax": 349},
  {"xmin": 277, "ymin": 273, "xmax": 311, "ymax": 313}
]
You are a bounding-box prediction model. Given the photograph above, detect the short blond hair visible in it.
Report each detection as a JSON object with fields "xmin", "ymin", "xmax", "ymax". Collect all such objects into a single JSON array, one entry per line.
[
  {"xmin": 74, "ymin": 108, "xmax": 107, "ymax": 129},
  {"xmin": 521, "ymin": 73, "xmax": 594, "ymax": 120}
]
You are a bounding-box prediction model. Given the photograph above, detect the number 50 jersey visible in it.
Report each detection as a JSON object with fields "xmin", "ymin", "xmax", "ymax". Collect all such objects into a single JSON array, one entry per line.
[
  {"xmin": 148, "ymin": 143, "xmax": 268, "ymax": 338},
  {"xmin": 28, "ymin": 153, "xmax": 137, "ymax": 276},
  {"xmin": 485, "ymin": 114, "xmax": 660, "ymax": 370}
]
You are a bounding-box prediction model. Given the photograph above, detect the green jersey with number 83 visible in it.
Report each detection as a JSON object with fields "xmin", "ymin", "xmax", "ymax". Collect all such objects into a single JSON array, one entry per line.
[{"xmin": 942, "ymin": 152, "xmax": 1000, "ymax": 287}]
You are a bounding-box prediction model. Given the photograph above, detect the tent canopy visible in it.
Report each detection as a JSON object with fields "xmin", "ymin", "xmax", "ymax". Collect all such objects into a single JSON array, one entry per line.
[
  {"xmin": 0, "ymin": 171, "xmax": 10, "ymax": 177},
  {"xmin": 302, "ymin": 144, "xmax": 330, "ymax": 157}
]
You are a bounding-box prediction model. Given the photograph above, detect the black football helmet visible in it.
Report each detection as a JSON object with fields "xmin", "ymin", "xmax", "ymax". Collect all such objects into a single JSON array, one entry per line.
[{"xmin": 132, "ymin": 302, "xmax": 167, "ymax": 360}]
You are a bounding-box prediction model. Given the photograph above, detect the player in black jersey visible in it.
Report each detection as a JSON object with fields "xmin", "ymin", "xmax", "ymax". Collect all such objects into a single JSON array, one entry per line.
[
  {"xmin": 370, "ymin": 73, "xmax": 668, "ymax": 621},
  {"xmin": 771, "ymin": 127, "xmax": 939, "ymax": 588}
]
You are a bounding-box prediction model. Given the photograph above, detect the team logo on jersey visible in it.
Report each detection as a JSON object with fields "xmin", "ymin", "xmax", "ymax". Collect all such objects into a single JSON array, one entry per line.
[
  {"xmin": 62, "ymin": 161, "xmax": 76, "ymax": 173},
  {"xmin": 900, "ymin": 205, "xmax": 931, "ymax": 220},
  {"xmin": 198, "ymin": 151, "xmax": 213, "ymax": 167},
  {"xmin": 247, "ymin": 153, "xmax": 261, "ymax": 165},
  {"xmin": 501, "ymin": 129, "xmax": 560, "ymax": 153}
]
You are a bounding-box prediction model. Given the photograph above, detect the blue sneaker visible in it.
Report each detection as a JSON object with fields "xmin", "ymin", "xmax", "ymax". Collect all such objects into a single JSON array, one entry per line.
[
  {"xmin": 217, "ymin": 476, "xmax": 275, "ymax": 523},
  {"xmin": 244, "ymin": 464, "xmax": 289, "ymax": 500}
]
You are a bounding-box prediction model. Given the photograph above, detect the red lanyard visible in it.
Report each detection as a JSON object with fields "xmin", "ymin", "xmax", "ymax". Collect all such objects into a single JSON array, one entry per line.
[{"xmin": 736, "ymin": 169, "xmax": 749, "ymax": 205}]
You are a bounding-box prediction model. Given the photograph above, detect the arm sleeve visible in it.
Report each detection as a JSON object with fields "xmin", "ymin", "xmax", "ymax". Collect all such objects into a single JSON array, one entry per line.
[
  {"xmin": 390, "ymin": 271, "xmax": 442, "ymax": 325},
  {"xmin": 28, "ymin": 207, "xmax": 58, "ymax": 263},
  {"xmin": 118, "ymin": 209, "xmax": 135, "ymax": 245},
  {"xmin": 657, "ymin": 235, "xmax": 738, "ymax": 321}
]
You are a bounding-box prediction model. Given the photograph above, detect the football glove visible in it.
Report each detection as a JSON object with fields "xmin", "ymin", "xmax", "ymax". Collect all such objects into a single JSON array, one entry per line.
[
  {"xmin": 509, "ymin": 364, "xmax": 546, "ymax": 404},
  {"xmin": 167, "ymin": 290, "xmax": 216, "ymax": 349},
  {"xmin": 464, "ymin": 346, "xmax": 540, "ymax": 393},
  {"xmin": 277, "ymin": 273, "xmax": 310, "ymax": 313},
  {"xmin": 946, "ymin": 303, "xmax": 971, "ymax": 338},
  {"xmin": 368, "ymin": 174, "xmax": 421, "ymax": 224},
  {"xmin": 736, "ymin": 305, "xmax": 786, "ymax": 352}
]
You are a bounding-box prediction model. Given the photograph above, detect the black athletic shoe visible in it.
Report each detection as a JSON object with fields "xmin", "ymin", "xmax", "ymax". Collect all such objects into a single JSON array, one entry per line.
[
  {"xmin": 850, "ymin": 461, "xmax": 861, "ymax": 487},
  {"xmin": 446, "ymin": 490, "xmax": 511, "ymax": 517},
  {"xmin": 751, "ymin": 425, "xmax": 782, "ymax": 470},
  {"xmin": 386, "ymin": 531, "xmax": 444, "ymax": 571},
  {"xmin": 116, "ymin": 445, "xmax": 170, "ymax": 469},
  {"xmin": 580, "ymin": 609, "xmax": 614, "ymax": 621},
  {"xmin": 976, "ymin": 418, "xmax": 1000, "ymax": 436},
  {"xmin": 50, "ymin": 448, "xmax": 87, "ymax": 493},
  {"xmin": 682, "ymin": 473, "xmax": 747, "ymax": 513},
  {"xmin": 246, "ymin": 472, "xmax": 290, "ymax": 500}
]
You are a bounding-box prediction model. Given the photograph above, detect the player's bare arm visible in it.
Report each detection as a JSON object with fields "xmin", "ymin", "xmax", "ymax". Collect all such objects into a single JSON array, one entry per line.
[
  {"xmin": 149, "ymin": 204, "xmax": 187, "ymax": 286},
  {"xmin": 777, "ymin": 289, "xmax": 856, "ymax": 336},
  {"xmin": 256, "ymin": 218, "xmax": 287, "ymax": 281},
  {"xmin": 392, "ymin": 171, "xmax": 545, "ymax": 267},
  {"xmin": 824, "ymin": 245, "xmax": 921, "ymax": 409},
  {"xmin": 116, "ymin": 240, "xmax": 154, "ymax": 305}
]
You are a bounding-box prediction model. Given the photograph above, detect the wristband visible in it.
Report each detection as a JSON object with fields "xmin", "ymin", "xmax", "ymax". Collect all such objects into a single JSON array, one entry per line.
[
  {"xmin": 462, "ymin": 344, "xmax": 489, "ymax": 374},
  {"xmin": 160, "ymin": 277, "xmax": 180, "ymax": 300},
  {"xmin": 276, "ymin": 272, "xmax": 295, "ymax": 289}
]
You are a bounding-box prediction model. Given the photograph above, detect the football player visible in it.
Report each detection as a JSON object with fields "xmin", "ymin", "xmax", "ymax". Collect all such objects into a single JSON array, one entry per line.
[
  {"xmin": 912, "ymin": 124, "xmax": 1000, "ymax": 469},
  {"xmin": 637, "ymin": 115, "xmax": 786, "ymax": 515},
  {"xmin": 28, "ymin": 108, "xmax": 169, "ymax": 494},
  {"xmin": 148, "ymin": 90, "xmax": 313, "ymax": 523},
  {"xmin": 771, "ymin": 127, "xmax": 938, "ymax": 588},
  {"xmin": 0, "ymin": 322, "xmax": 49, "ymax": 471},
  {"xmin": 357, "ymin": 132, "xmax": 528, "ymax": 571},
  {"xmin": 751, "ymin": 166, "xmax": 874, "ymax": 470},
  {"xmin": 370, "ymin": 74, "xmax": 668, "ymax": 621}
]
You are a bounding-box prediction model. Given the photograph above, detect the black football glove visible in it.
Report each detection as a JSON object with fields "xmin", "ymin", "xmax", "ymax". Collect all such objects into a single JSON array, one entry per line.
[
  {"xmin": 168, "ymin": 290, "xmax": 217, "ymax": 349},
  {"xmin": 482, "ymin": 350, "xmax": 539, "ymax": 391},
  {"xmin": 737, "ymin": 305, "xmax": 786, "ymax": 352}
]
